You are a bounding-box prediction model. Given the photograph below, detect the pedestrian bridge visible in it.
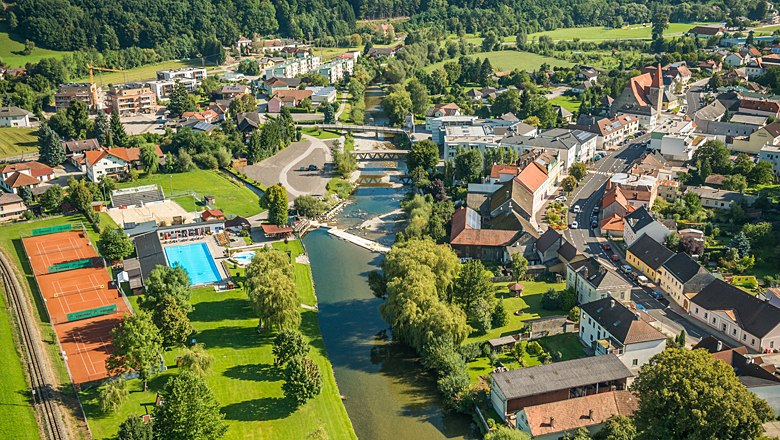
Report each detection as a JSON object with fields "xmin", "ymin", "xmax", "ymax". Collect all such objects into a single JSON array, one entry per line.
[
  {"xmin": 349, "ymin": 149, "xmax": 409, "ymax": 160},
  {"xmin": 298, "ymin": 123, "xmax": 411, "ymax": 139}
]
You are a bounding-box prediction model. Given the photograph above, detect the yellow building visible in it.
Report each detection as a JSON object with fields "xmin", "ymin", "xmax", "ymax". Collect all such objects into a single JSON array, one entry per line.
[{"xmin": 625, "ymin": 234, "xmax": 674, "ymax": 283}]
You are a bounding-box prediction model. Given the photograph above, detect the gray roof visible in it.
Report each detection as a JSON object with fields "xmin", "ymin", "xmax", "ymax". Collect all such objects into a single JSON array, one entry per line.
[
  {"xmin": 627, "ymin": 234, "xmax": 674, "ymax": 271},
  {"xmin": 695, "ymin": 100, "xmax": 726, "ymax": 121},
  {"xmin": 133, "ymin": 232, "xmax": 166, "ymax": 282},
  {"xmin": 581, "ymin": 297, "xmax": 666, "ymax": 345},
  {"xmin": 624, "ymin": 206, "xmax": 655, "ymax": 234},
  {"xmin": 0, "ymin": 106, "xmax": 31, "ymax": 118},
  {"xmin": 662, "ymin": 253, "xmax": 705, "ymax": 284},
  {"xmin": 569, "ymin": 257, "xmax": 631, "ymax": 290},
  {"xmin": 501, "ymin": 128, "xmax": 596, "ymax": 151},
  {"xmin": 492, "ymin": 355, "xmax": 632, "ymax": 400},
  {"xmin": 0, "ymin": 192, "xmax": 23, "ymax": 205},
  {"xmin": 692, "ymin": 279, "xmax": 780, "ymax": 337},
  {"xmin": 536, "ymin": 228, "xmax": 561, "ymax": 253},
  {"xmin": 685, "ymin": 186, "xmax": 744, "ymax": 203}
]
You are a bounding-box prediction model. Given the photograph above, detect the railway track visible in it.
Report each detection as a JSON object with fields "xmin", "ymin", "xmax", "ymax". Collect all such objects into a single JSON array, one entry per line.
[{"xmin": 0, "ymin": 254, "xmax": 68, "ymax": 440}]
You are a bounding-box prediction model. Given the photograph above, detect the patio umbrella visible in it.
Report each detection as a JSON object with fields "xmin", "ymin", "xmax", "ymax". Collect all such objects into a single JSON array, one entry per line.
[{"xmin": 508, "ymin": 283, "xmax": 524, "ymax": 296}]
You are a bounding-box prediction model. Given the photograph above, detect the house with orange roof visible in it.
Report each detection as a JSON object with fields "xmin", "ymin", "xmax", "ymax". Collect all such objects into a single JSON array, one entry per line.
[
  {"xmin": 488, "ymin": 152, "xmax": 560, "ymax": 223},
  {"xmin": 201, "ymin": 209, "xmax": 225, "ymax": 222},
  {"xmin": 1, "ymin": 161, "xmax": 55, "ymax": 194},
  {"xmin": 611, "ymin": 65, "xmax": 664, "ymax": 129},
  {"xmin": 599, "ymin": 213, "xmax": 625, "ymax": 238},
  {"xmin": 488, "ymin": 164, "xmax": 520, "ymax": 183},
  {"xmin": 268, "ymin": 89, "xmax": 313, "ymax": 113},
  {"xmin": 601, "ymin": 186, "xmax": 632, "ymax": 220},
  {"xmin": 593, "ymin": 114, "xmax": 639, "ymax": 149},
  {"xmin": 85, "ymin": 147, "xmax": 164, "ymax": 182}
]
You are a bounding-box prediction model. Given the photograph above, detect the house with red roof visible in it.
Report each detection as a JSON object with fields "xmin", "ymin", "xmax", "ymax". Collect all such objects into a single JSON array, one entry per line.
[
  {"xmin": 611, "ymin": 65, "xmax": 664, "ymax": 129},
  {"xmin": 201, "ymin": 209, "xmax": 225, "ymax": 222},
  {"xmin": 268, "ymin": 89, "xmax": 313, "ymax": 113},
  {"xmin": 85, "ymin": 147, "xmax": 164, "ymax": 182},
  {"xmin": 1, "ymin": 161, "xmax": 54, "ymax": 194}
]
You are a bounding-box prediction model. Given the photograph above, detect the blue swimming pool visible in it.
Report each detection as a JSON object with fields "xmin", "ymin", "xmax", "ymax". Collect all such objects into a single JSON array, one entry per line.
[{"xmin": 164, "ymin": 242, "xmax": 222, "ymax": 285}]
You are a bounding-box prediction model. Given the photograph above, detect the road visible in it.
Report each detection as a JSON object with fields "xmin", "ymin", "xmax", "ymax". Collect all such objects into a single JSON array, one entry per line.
[{"xmin": 685, "ymin": 78, "xmax": 709, "ymax": 117}]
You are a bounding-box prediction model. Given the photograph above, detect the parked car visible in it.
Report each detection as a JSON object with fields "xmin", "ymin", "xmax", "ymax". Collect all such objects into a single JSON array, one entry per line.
[
  {"xmin": 593, "ymin": 206, "xmax": 600, "ymax": 214},
  {"xmin": 601, "ymin": 243, "xmax": 611, "ymax": 252},
  {"xmin": 570, "ymin": 221, "xmax": 578, "ymax": 229},
  {"xmin": 591, "ymin": 221, "xmax": 598, "ymax": 229},
  {"xmin": 621, "ymin": 264, "xmax": 632, "ymax": 273},
  {"xmin": 651, "ymin": 291, "xmax": 664, "ymax": 300},
  {"xmin": 307, "ymin": 164, "xmax": 319, "ymax": 171},
  {"xmin": 610, "ymin": 254, "xmax": 620, "ymax": 262},
  {"xmin": 554, "ymin": 195, "xmax": 567, "ymax": 203}
]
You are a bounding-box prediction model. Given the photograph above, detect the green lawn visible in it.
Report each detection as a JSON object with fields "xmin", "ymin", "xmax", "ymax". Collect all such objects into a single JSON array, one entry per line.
[
  {"xmin": 117, "ymin": 169, "xmax": 262, "ymax": 218},
  {"xmin": 81, "ymin": 239, "xmax": 354, "ymax": 440},
  {"xmin": 0, "ymin": 128, "xmax": 38, "ymax": 160},
  {"xmin": 463, "ymin": 281, "xmax": 587, "ymax": 383},
  {"xmin": 301, "ymin": 127, "xmax": 341, "ymax": 140},
  {"xmin": 528, "ymin": 22, "xmax": 718, "ymax": 41},
  {"xmin": 0, "ymin": 24, "xmax": 72, "ymax": 68},
  {"xmin": 76, "ymin": 60, "xmax": 203, "ymax": 85},
  {"xmin": 549, "ymin": 96, "xmax": 582, "ymax": 113},
  {"xmin": 425, "ymin": 50, "xmax": 573, "ymax": 73}
]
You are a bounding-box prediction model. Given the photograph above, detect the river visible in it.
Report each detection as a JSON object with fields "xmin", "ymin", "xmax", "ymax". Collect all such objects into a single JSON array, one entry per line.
[{"xmin": 303, "ymin": 187, "xmax": 476, "ymax": 440}]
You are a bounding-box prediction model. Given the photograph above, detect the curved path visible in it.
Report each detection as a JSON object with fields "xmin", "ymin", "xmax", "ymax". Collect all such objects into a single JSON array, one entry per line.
[{"xmin": 278, "ymin": 135, "xmax": 332, "ymax": 198}]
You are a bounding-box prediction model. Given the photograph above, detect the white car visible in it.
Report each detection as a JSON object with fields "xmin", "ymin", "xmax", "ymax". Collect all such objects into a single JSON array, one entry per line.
[
  {"xmin": 573, "ymin": 205, "xmax": 581, "ymax": 213},
  {"xmin": 570, "ymin": 221, "xmax": 578, "ymax": 229},
  {"xmin": 554, "ymin": 196, "xmax": 567, "ymax": 203}
]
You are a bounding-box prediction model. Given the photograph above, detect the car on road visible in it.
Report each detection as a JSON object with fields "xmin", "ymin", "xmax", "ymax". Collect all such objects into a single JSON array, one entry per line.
[
  {"xmin": 573, "ymin": 205, "xmax": 581, "ymax": 213},
  {"xmin": 570, "ymin": 221, "xmax": 578, "ymax": 229},
  {"xmin": 651, "ymin": 291, "xmax": 664, "ymax": 300},
  {"xmin": 554, "ymin": 195, "xmax": 567, "ymax": 203},
  {"xmin": 636, "ymin": 303, "xmax": 648, "ymax": 312},
  {"xmin": 307, "ymin": 164, "xmax": 319, "ymax": 171},
  {"xmin": 593, "ymin": 206, "xmax": 599, "ymax": 214},
  {"xmin": 601, "ymin": 243, "xmax": 611, "ymax": 252},
  {"xmin": 620, "ymin": 264, "xmax": 632, "ymax": 273},
  {"xmin": 610, "ymin": 254, "xmax": 620, "ymax": 262},
  {"xmin": 591, "ymin": 221, "xmax": 598, "ymax": 229}
]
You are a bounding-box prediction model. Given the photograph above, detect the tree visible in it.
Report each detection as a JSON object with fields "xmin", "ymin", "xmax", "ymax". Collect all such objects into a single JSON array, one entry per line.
[
  {"xmin": 153, "ymin": 371, "xmax": 227, "ymax": 440},
  {"xmin": 245, "ymin": 250, "xmax": 300, "ymax": 332},
  {"xmin": 168, "ymin": 82, "xmax": 196, "ymax": 118},
  {"xmin": 569, "ymin": 162, "xmax": 587, "ymax": 180},
  {"xmin": 453, "ymin": 260, "xmax": 495, "ymax": 332},
  {"xmin": 593, "ymin": 415, "xmax": 636, "ymax": 440},
  {"xmin": 283, "ymin": 356, "xmax": 323, "ymax": 406},
  {"xmin": 66, "ymin": 100, "xmax": 90, "ymax": 139},
  {"xmin": 110, "ymin": 112, "xmax": 128, "ymax": 147},
  {"xmin": 152, "ymin": 295, "xmax": 191, "ymax": 347},
  {"xmin": 693, "ymin": 140, "xmax": 731, "ymax": 174},
  {"xmin": 97, "ymin": 227, "xmax": 135, "ymax": 262},
  {"xmin": 263, "ymin": 184, "xmax": 289, "ymax": 226},
  {"xmin": 293, "ymin": 195, "xmax": 326, "ymax": 217},
  {"xmin": 140, "ymin": 144, "xmax": 159, "ymax": 174},
  {"xmin": 116, "ymin": 415, "xmax": 153, "ymax": 440},
  {"xmin": 680, "ymin": 235, "xmax": 704, "ymax": 256},
  {"xmin": 18, "ymin": 186, "xmax": 33, "ymax": 206},
  {"xmin": 93, "ymin": 110, "xmax": 113, "ymax": 147},
  {"xmin": 107, "ymin": 311, "xmax": 163, "ymax": 392},
  {"xmin": 38, "ymin": 123, "xmax": 66, "ymax": 166},
  {"xmin": 98, "ymin": 380, "xmax": 128, "ymax": 413},
  {"xmin": 229, "ymin": 94, "xmax": 258, "ymax": 115},
  {"xmin": 408, "ymin": 139, "xmax": 439, "ymax": 172},
  {"xmin": 632, "ymin": 348, "xmax": 772, "ymax": 439},
  {"xmin": 651, "ymin": 12, "xmax": 669, "ymax": 52},
  {"xmin": 511, "ymin": 253, "xmax": 528, "ymax": 282},
  {"xmin": 382, "ymin": 85, "xmax": 412, "ymax": 126},
  {"xmin": 664, "ymin": 233, "xmax": 681, "ymax": 251},
  {"xmin": 731, "ymin": 232, "xmax": 751, "ymax": 258},
  {"xmin": 323, "ymin": 102, "xmax": 336, "ymax": 124},
  {"xmin": 485, "ymin": 426, "xmax": 530, "ymax": 440},
  {"xmin": 406, "ymin": 78, "xmax": 429, "ymax": 116},
  {"xmin": 749, "ymin": 161, "xmax": 775, "ymax": 186},
  {"xmin": 492, "ymin": 89, "xmax": 522, "ymax": 116},
  {"xmin": 142, "ymin": 265, "xmax": 191, "ymax": 312},
  {"xmin": 454, "ymin": 149, "xmax": 482, "ymax": 183},
  {"xmin": 178, "ymin": 344, "xmax": 213, "ymax": 377},
  {"xmin": 561, "ymin": 175, "xmax": 577, "ymax": 193},
  {"xmin": 722, "ymin": 174, "xmax": 747, "ymax": 192},
  {"xmin": 273, "ymin": 329, "xmax": 309, "ymax": 366},
  {"xmin": 39, "ymin": 185, "xmax": 64, "ymax": 212}
]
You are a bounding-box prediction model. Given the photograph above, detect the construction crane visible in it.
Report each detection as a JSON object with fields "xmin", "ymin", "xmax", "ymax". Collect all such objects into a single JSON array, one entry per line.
[{"xmin": 87, "ymin": 65, "xmax": 127, "ymax": 112}]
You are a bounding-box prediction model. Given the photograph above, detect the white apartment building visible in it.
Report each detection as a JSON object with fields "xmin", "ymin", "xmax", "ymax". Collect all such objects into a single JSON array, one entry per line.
[
  {"xmin": 156, "ymin": 67, "xmax": 207, "ymax": 81},
  {"xmin": 145, "ymin": 78, "xmax": 198, "ymax": 100},
  {"xmin": 264, "ymin": 55, "xmax": 322, "ymax": 79},
  {"xmin": 650, "ymin": 118, "xmax": 708, "ymax": 161},
  {"xmin": 566, "ymin": 257, "xmax": 632, "ymax": 305}
]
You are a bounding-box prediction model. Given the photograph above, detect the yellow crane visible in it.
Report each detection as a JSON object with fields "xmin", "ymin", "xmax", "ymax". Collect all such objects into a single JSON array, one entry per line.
[{"xmin": 86, "ymin": 65, "xmax": 127, "ymax": 112}]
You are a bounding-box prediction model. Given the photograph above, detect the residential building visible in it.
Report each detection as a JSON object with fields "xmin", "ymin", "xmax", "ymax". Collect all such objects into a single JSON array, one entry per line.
[
  {"xmin": 611, "ymin": 65, "xmax": 664, "ymax": 129},
  {"xmin": 490, "ymin": 355, "xmax": 632, "ymax": 418},
  {"xmin": 262, "ymin": 77, "xmax": 302, "ymax": 95},
  {"xmin": 488, "ymin": 151, "xmax": 561, "ymax": 222},
  {"xmin": 220, "ymin": 84, "xmax": 251, "ymax": 100},
  {"xmin": 739, "ymin": 98, "xmax": 780, "ymax": 118},
  {"xmin": 657, "ymin": 179, "xmax": 680, "ymax": 202},
  {"xmin": 145, "ymin": 78, "xmax": 198, "ymax": 100},
  {"xmin": 625, "ymin": 233, "xmax": 675, "ymax": 283},
  {"xmin": 318, "ymin": 56, "xmax": 354, "ymax": 83},
  {"xmin": 533, "ymin": 228, "xmax": 584, "ymax": 272},
  {"xmin": 623, "ymin": 206, "xmax": 670, "ymax": 247},
  {"xmin": 684, "ymin": 186, "xmax": 753, "ymax": 210},
  {"xmin": 54, "ymin": 83, "xmax": 103, "ymax": 111},
  {"xmin": 449, "ymin": 207, "xmax": 520, "ymax": 261},
  {"xmin": 268, "ymin": 89, "xmax": 313, "ymax": 113},
  {"xmin": 599, "ymin": 214, "xmax": 625, "ymax": 237},
  {"xmin": 425, "ymin": 103, "xmax": 461, "ymax": 130},
  {"xmin": 724, "ymin": 53, "xmax": 746, "ymax": 68},
  {"xmin": 85, "ymin": 147, "xmax": 163, "ymax": 182},
  {"xmin": 181, "ymin": 109, "xmax": 220, "ymax": 124},
  {"xmin": 264, "ymin": 55, "xmax": 322, "ymax": 78},
  {"xmin": 0, "ymin": 106, "xmax": 32, "ymax": 127},
  {"xmin": 659, "ymin": 253, "xmax": 715, "ymax": 310},
  {"xmin": 687, "ymin": 25, "xmax": 725, "ymax": 38},
  {"xmin": 516, "ymin": 391, "xmax": 638, "ymax": 440},
  {"xmin": 0, "ymin": 193, "xmax": 27, "ymax": 222},
  {"xmin": 650, "ymin": 118, "xmax": 708, "ymax": 161},
  {"xmin": 500, "ymin": 128, "xmax": 598, "ymax": 170},
  {"xmin": 306, "ymin": 87, "xmax": 337, "ymax": 106},
  {"xmin": 733, "ymin": 121, "xmax": 780, "ymax": 154},
  {"xmin": 759, "ymin": 144, "xmax": 780, "ymax": 176},
  {"xmin": 580, "ymin": 297, "xmax": 667, "ymax": 371},
  {"xmin": 601, "ymin": 186, "xmax": 634, "ymax": 220},
  {"xmin": 572, "ymin": 114, "xmax": 638, "ymax": 150},
  {"xmin": 367, "ymin": 46, "xmax": 402, "ymax": 58},
  {"xmin": 690, "ymin": 279, "xmax": 780, "ymax": 352},
  {"xmin": 566, "ymin": 257, "xmax": 632, "ymax": 305},
  {"xmin": 1, "ymin": 161, "xmax": 54, "ymax": 194},
  {"xmin": 156, "ymin": 67, "xmax": 207, "ymax": 81},
  {"xmin": 107, "ymin": 84, "xmax": 157, "ymax": 114}
]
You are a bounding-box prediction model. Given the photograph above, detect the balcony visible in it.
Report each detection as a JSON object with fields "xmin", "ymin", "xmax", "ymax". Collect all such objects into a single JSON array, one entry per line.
[{"xmin": 595, "ymin": 338, "xmax": 623, "ymax": 356}]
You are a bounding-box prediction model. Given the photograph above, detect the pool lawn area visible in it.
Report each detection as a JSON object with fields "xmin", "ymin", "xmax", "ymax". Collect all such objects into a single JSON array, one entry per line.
[
  {"xmin": 79, "ymin": 240, "xmax": 354, "ymax": 439},
  {"xmin": 164, "ymin": 242, "xmax": 222, "ymax": 285}
]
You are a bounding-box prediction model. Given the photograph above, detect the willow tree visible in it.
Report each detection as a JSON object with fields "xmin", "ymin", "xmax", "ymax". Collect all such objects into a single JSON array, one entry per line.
[{"xmin": 245, "ymin": 250, "xmax": 299, "ymax": 332}]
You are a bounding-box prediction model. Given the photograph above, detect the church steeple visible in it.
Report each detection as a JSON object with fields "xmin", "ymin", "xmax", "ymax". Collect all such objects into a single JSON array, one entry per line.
[{"xmin": 652, "ymin": 63, "xmax": 663, "ymax": 120}]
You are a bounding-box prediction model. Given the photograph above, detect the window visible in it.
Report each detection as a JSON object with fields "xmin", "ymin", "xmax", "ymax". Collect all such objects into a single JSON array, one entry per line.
[
  {"xmin": 632, "ymin": 359, "xmax": 638, "ymax": 366},
  {"xmin": 733, "ymin": 329, "xmax": 737, "ymax": 335},
  {"xmin": 712, "ymin": 317, "xmax": 716, "ymax": 324},
  {"xmin": 752, "ymin": 339, "xmax": 755, "ymax": 345},
  {"xmin": 772, "ymin": 341, "xmax": 775, "ymax": 349},
  {"xmin": 743, "ymin": 334, "xmax": 747, "ymax": 341}
]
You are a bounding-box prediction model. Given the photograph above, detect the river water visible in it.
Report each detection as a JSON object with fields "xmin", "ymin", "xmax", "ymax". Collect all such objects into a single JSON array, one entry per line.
[{"xmin": 303, "ymin": 187, "xmax": 476, "ymax": 440}]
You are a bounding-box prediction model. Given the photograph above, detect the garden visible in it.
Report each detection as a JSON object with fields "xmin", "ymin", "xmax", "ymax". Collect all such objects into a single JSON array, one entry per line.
[{"xmin": 545, "ymin": 201, "xmax": 569, "ymax": 230}]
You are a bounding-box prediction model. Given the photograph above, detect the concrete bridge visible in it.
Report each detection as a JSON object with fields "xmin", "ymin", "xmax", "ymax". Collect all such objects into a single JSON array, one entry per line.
[{"xmin": 297, "ymin": 123, "xmax": 411, "ymax": 140}]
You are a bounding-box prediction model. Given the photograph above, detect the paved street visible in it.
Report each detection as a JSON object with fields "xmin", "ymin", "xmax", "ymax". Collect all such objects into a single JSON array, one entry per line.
[{"xmin": 685, "ymin": 78, "xmax": 709, "ymax": 117}]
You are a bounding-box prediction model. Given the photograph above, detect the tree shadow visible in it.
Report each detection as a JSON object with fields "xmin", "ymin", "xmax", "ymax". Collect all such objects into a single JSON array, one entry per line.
[
  {"xmin": 189, "ymin": 298, "xmax": 253, "ymax": 323},
  {"xmin": 222, "ymin": 362, "xmax": 283, "ymax": 382},
  {"xmin": 221, "ymin": 396, "xmax": 296, "ymax": 421},
  {"xmin": 193, "ymin": 326, "xmax": 266, "ymax": 349}
]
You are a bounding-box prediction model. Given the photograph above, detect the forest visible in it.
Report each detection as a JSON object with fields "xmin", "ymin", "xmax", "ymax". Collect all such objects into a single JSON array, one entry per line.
[{"xmin": 5, "ymin": 0, "xmax": 769, "ymax": 53}]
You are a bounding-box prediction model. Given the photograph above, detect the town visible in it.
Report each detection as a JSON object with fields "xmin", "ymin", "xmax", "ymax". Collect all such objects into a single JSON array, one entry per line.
[{"xmin": 1, "ymin": 2, "xmax": 780, "ymax": 440}]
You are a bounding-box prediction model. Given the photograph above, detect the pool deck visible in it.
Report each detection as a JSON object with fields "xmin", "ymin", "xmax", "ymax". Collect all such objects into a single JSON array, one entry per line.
[{"xmin": 160, "ymin": 236, "xmax": 229, "ymax": 286}]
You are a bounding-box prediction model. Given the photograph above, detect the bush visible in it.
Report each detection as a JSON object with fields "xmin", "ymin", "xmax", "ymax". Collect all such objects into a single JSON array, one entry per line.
[
  {"xmin": 193, "ymin": 152, "xmax": 219, "ymax": 169},
  {"xmin": 541, "ymin": 288, "xmax": 561, "ymax": 310},
  {"xmin": 491, "ymin": 299, "xmax": 508, "ymax": 328},
  {"xmin": 526, "ymin": 341, "xmax": 543, "ymax": 356},
  {"xmin": 458, "ymin": 342, "xmax": 483, "ymax": 362}
]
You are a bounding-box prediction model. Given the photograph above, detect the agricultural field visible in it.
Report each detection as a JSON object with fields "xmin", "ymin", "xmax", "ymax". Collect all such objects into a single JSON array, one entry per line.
[
  {"xmin": 116, "ymin": 169, "xmax": 262, "ymax": 218},
  {"xmin": 0, "ymin": 128, "xmax": 38, "ymax": 160},
  {"xmin": 81, "ymin": 240, "xmax": 356, "ymax": 440},
  {"xmin": 0, "ymin": 25, "xmax": 72, "ymax": 67},
  {"xmin": 527, "ymin": 22, "xmax": 718, "ymax": 42},
  {"xmin": 76, "ymin": 60, "xmax": 204, "ymax": 85},
  {"xmin": 426, "ymin": 50, "xmax": 573, "ymax": 73}
]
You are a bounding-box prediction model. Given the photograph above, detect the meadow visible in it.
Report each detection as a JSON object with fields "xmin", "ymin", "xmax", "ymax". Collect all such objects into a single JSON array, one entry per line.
[{"xmin": 0, "ymin": 128, "xmax": 38, "ymax": 160}]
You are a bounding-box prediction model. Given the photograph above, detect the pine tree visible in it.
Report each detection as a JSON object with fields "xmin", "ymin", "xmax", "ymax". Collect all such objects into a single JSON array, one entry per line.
[
  {"xmin": 38, "ymin": 123, "xmax": 66, "ymax": 166},
  {"xmin": 93, "ymin": 110, "xmax": 113, "ymax": 147},
  {"xmin": 167, "ymin": 82, "xmax": 195, "ymax": 118},
  {"xmin": 110, "ymin": 112, "xmax": 128, "ymax": 146}
]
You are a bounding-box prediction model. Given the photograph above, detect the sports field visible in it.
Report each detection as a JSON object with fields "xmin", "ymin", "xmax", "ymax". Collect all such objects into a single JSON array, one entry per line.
[
  {"xmin": 528, "ymin": 22, "xmax": 719, "ymax": 41},
  {"xmin": 0, "ymin": 128, "xmax": 38, "ymax": 160},
  {"xmin": 426, "ymin": 50, "xmax": 572, "ymax": 73}
]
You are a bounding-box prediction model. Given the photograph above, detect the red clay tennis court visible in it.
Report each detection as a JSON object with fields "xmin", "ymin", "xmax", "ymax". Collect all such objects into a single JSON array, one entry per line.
[
  {"xmin": 22, "ymin": 228, "xmax": 131, "ymax": 385},
  {"xmin": 23, "ymin": 231, "xmax": 97, "ymax": 275}
]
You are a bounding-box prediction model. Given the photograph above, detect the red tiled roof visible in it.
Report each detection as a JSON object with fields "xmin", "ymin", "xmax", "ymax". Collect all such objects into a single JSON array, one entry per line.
[
  {"xmin": 261, "ymin": 224, "xmax": 293, "ymax": 234},
  {"xmin": 450, "ymin": 229, "xmax": 517, "ymax": 247},
  {"xmin": 602, "ymin": 187, "xmax": 628, "ymax": 209},
  {"xmin": 273, "ymin": 89, "xmax": 313, "ymax": 101},
  {"xmin": 2, "ymin": 161, "xmax": 53, "ymax": 178},
  {"xmin": 201, "ymin": 209, "xmax": 224, "ymax": 220},
  {"xmin": 489, "ymin": 165, "xmax": 520, "ymax": 179},
  {"xmin": 740, "ymin": 99, "xmax": 780, "ymax": 114},
  {"xmin": 523, "ymin": 391, "xmax": 639, "ymax": 437},
  {"xmin": 85, "ymin": 147, "xmax": 162, "ymax": 166},
  {"xmin": 515, "ymin": 161, "xmax": 548, "ymax": 193},
  {"xmin": 600, "ymin": 213, "xmax": 624, "ymax": 231},
  {"xmin": 4, "ymin": 171, "xmax": 40, "ymax": 188}
]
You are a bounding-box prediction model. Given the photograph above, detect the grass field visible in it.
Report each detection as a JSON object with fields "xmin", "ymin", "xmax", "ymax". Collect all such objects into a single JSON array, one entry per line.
[
  {"xmin": 549, "ymin": 96, "xmax": 582, "ymax": 113},
  {"xmin": 426, "ymin": 50, "xmax": 573, "ymax": 73},
  {"xmin": 117, "ymin": 169, "xmax": 262, "ymax": 218},
  {"xmin": 80, "ymin": 240, "xmax": 356, "ymax": 440},
  {"xmin": 76, "ymin": 60, "xmax": 203, "ymax": 85},
  {"xmin": 0, "ymin": 24, "xmax": 72, "ymax": 68},
  {"xmin": 528, "ymin": 22, "xmax": 718, "ymax": 42},
  {"xmin": 301, "ymin": 127, "xmax": 341, "ymax": 140},
  {"xmin": 0, "ymin": 128, "xmax": 38, "ymax": 160}
]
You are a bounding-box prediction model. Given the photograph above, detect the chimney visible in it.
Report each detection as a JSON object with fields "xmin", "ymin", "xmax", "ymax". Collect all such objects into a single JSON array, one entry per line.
[
  {"xmin": 610, "ymin": 299, "xmax": 616, "ymax": 308},
  {"xmin": 634, "ymin": 312, "xmax": 641, "ymax": 320},
  {"xmin": 549, "ymin": 417, "xmax": 555, "ymax": 428},
  {"xmin": 716, "ymin": 340, "xmax": 723, "ymax": 352},
  {"xmin": 588, "ymin": 409, "xmax": 594, "ymax": 420}
]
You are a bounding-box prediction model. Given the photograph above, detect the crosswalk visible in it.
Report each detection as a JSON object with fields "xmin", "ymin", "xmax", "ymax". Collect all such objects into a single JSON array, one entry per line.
[{"xmin": 587, "ymin": 170, "xmax": 612, "ymax": 176}]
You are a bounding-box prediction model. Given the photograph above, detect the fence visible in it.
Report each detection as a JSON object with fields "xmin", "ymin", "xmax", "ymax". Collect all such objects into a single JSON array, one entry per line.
[
  {"xmin": 31, "ymin": 224, "xmax": 73, "ymax": 237},
  {"xmin": 65, "ymin": 304, "xmax": 117, "ymax": 322},
  {"xmin": 48, "ymin": 258, "xmax": 95, "ymax": 273}
]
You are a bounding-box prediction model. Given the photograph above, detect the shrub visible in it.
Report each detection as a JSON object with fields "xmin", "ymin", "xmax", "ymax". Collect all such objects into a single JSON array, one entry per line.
[
  {"xmin": 526, "ymin": 341, "xmax": 543, "ymax": 356},
  {"xmin": 458, "ymin": 342, "xmax": 483, "ymax": 362}
]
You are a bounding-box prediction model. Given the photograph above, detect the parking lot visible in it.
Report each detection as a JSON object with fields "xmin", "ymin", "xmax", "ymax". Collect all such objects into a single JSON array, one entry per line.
[{"xmin": 120, "ymin": 111, "xmax": 166, "ymax": 135}]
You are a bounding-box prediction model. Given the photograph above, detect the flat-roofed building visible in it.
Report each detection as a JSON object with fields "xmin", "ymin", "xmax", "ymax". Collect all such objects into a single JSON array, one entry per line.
[{"xmin": 107, "ymin": 84, "xmax": 157, "ymax": 114}]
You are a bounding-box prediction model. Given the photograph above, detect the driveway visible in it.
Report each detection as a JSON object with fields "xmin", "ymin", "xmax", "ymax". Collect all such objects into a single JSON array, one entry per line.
[{"xmin": 242, "ymin": 135, "xmax": 332, "ymax": 199}]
